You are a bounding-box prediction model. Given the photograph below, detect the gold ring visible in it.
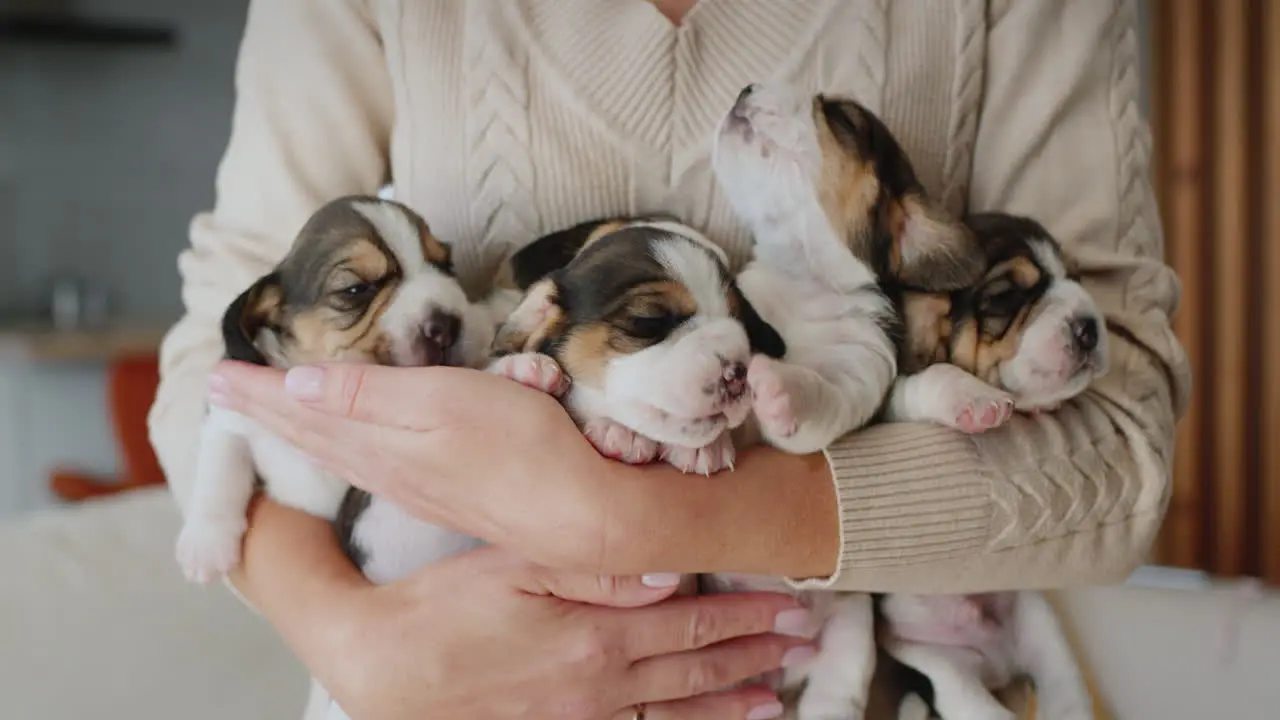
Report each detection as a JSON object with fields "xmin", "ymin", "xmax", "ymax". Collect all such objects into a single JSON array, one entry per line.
[{"xmin": 632, "ymin": 703, "xmax": 647, "ymax": 720}]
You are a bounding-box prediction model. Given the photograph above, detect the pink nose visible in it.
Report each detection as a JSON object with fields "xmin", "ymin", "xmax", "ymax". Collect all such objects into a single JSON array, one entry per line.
[{"xmin": 722, "ymin": 362, "xmax": 747, "ymax": 397}]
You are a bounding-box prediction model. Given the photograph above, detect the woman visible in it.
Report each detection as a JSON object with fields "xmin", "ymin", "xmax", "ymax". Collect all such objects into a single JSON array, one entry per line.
[{"xmin": 151, "ymin": 0, "xmax": 1190, "ymax": 718}]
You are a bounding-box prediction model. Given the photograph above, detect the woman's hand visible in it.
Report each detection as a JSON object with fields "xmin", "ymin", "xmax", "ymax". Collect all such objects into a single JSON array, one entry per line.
[
  {"xmin": 236, "ymin": 501, "xmax": 815, "ymax": 720},
  {"xmin": 210, "ymin": 360, "xmax": 840, "ymax": 578},
  {"xmin": 211, "ymin": 360, "xmax": 621, "ymax": 569}
]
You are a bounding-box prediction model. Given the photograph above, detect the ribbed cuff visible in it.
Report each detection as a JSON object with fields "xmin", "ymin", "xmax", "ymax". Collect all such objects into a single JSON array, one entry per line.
[{"xmin": 787, "ymin": 423, "xmax": 993, "ymax": 590}]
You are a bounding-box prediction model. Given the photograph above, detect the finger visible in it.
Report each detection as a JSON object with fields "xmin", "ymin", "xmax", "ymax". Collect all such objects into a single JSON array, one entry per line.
[
  {"xmin": 629, "ymin": 635, "xmax": 816, "ymax": 707},
  {"xmin": 519, "ymin": 564, "xmax": 694, "ymax": 608},
  {"xmin": 235, "ymin": 360, "xmax": 461, "ymax": 430},
  {"xmin": 611, "ymin": 686, "xmax": 784, "ymax": 720},
  {"xmin": 622, "ymin": 594, "xmax": 818, "ymax": 659}
]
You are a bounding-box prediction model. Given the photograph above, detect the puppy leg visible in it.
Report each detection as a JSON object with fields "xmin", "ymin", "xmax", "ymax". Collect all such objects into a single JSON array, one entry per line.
[
  {"xmin": 885, "ymin": 640, "xmax": 1016, "ymax": 720},
  {"xmin": 175, "ymin": 409, "xmax": 257, "ymax": 583},
  {"xmin": 583, "ymin": 417, "xmax": 660, "ymax": 465},
  {"xmin": 658, "ymin": 430, "xmax": 735, "ymax": 476},
  {"xmin": 1011, "ymin": 592, "xmax": 1093, "ymax": 720},
  {"xmin": 795, "ymin": 593, "xmax": 877, "ymax": 720},
  {"xmin": 486, "ymin": 352, "xmax": 570, "ymax": 397},
  {"xmin": 748, "ymin": 353, "xmax": 890, "ymax": 455},
  {"xmin": 883, "ymin": 364, "xmax": 1014, "ymax": 433}
]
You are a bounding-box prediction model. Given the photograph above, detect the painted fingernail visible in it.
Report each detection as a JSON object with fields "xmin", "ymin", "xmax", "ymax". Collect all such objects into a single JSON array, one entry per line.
[
  {"xmin": 746, "ymin": 700, "xmax": 785, "ymax": 720},
  {"xmin": 772, "ymin": 608, "xmax": 817, "ymax": 638},
  {"xmin": 780, "ymin": 645, "xmax": 817, "ymax": 667},
  {"xmin": 641, "ymin": 573, "xmax": 683, "ymax": 588},
  {"xmin": 285, "ymin": 366, "xmax": 325, "ymax": 401}
]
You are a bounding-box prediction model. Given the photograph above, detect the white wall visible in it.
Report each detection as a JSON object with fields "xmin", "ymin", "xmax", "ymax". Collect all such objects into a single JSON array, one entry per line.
[{"xmin": 0, "ymin": 0, "xmax": 248, "ymax": 518}]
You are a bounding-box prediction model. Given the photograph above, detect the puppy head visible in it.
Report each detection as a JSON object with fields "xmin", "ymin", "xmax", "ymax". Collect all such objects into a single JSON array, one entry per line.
[
  {"xmin": 901, "ymin": 213, "xmax": 1109, "ymax": 410},
  {"xmin": 713, "ymin": 83, "xmax": 982, "ymax": 290},
  {"xmin": 494, "ymin": 223, "xmax": 785, "ymax": 447},
  {"xmin": 224, "ymin": 195, "xmax": 485, "ymax": 369}
]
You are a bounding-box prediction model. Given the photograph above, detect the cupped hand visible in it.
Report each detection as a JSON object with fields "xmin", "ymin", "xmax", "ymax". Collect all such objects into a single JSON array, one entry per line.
[
  {"xmin": 210, "ymin": 360, "xmax": 618, "ymax": 569},
  {"xmin": 301, "ymin": 544, "xmax": 814, "ymax": 720}
]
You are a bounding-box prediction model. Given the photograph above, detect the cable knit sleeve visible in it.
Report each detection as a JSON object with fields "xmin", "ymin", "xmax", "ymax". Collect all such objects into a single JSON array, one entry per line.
[
  {"xmin": 801, "ymin": 0, "xmax": 1192, "ymax": 593},
  {"xmin": 147, "ymin": 0, "xmax": 393, "ymax": 512}
]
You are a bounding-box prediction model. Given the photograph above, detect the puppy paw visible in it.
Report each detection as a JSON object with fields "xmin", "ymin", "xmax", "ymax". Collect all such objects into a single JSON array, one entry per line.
[
  {"xmin": 747, "ymin": 356, "xmax": 797, "ymax": 438},
  {"xmin": 660, "ymin": 433, "xmax": 736, "ymax": 476},
  {"xmin": 945, "ymin": 383, "xmax": 1014, "ymax": 434},
  {"xmin": 488, "ymin": 352, "xmax": 569, "ymax": 397},
  {"xmin": 583, "ymin": 418, "xmax": 659, "ymax": 465},
  {"xmin": 175, "ymin": 515, "xmax": 247, "ymax": 584}
]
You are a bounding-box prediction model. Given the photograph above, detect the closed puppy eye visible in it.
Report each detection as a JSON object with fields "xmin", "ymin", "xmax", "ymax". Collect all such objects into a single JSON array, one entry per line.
[
  {"xmin": 627, "ymin": 309, "xmax": 689, "ymax": 339},
  {"xmin": 329, "ymin": 278, "xmax": 382, "ymax": 310},
  {"xmin": 979, "ymin": 278, "xmax": 1025, "ymax": 316}
]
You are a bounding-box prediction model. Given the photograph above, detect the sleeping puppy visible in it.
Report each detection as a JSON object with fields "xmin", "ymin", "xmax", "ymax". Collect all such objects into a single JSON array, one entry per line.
[
  {"xmin": 883, "ymin": 211, "xmax": 1109, "ymax": 429},
  {"xmin": 879, "ymin": 213, "xmax": 1104, "ymax": 720},
  {"xmin": 704, "ymin": 83, "xmax": 985, "ymax": 720},
  {"xmin": 490, "ymin": 216, "xmax": 787, "ymax": 475},
  {"xmin": 174, "ymin": 195, "xmax": 518, "ymax": 584}
]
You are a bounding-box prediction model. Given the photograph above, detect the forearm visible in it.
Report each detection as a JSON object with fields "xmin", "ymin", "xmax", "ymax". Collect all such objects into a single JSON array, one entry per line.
[
  {"xmin": 603, "ymin": 446, "xmax": 840, "ymax": 579},
  {"xmin": 229, "ymin": 495, "xmax": 369, "ymax": 658}
]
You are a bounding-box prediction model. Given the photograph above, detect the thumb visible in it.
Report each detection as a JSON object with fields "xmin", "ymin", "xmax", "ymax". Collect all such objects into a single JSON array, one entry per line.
[{"xmin": 526, "ymin": 566, "xmax": 692, "ymax": 608}]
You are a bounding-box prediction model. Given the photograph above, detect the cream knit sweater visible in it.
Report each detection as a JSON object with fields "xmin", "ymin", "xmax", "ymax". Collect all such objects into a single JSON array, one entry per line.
[{"xmin": 149, "ymin": 0, "xmax": 1190, "ymax": 596}]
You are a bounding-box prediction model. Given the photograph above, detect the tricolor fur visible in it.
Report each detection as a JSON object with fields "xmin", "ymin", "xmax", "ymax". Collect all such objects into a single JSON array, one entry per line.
[
  {"xmin": 879, "ymin": 213, "xmax": 1105, "ymax": 720},
  {"xmin": 175, "ymin": 196, "xmax": 517, "ymax": 585},
  {"xmin": 697, "ymin": 83, "xmax": 991, "ymax": 720},
  {"xmin": 492, "ymin": 217, "xmax": 786, "ymax": 475}
]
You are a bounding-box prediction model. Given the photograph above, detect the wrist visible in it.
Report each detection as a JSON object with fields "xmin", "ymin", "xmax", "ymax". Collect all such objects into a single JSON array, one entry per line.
[{"xmin": 601, "ymin": 446, "xmax": 840, "ymax": 578}]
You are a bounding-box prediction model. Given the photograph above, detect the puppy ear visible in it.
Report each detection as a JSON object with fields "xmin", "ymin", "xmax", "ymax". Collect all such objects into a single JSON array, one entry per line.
[
  {"xmin": 731, "ymin": 285, "xmax": 787, "ymax": 359},
  {"xmin": 221, "ymin": 272, "xmax": 284, "ymax": 366},
  {"xmin": 507, "ymin": 219, "xmax": 625, "ymax": 290},
  {"xmin": 490, "ymin": 278, "xmax": 564, "ymax": 356},
  {"xmin": 890, "ymin": 195, "xmax": 985, "ymax": 291}
]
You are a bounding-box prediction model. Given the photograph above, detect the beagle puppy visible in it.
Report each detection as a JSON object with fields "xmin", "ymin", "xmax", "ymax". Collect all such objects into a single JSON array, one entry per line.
[
  {"xmin": 490, "ymin": 216, "xmax": 787, "ymax": 475},
  {"xmin": 705, "ymin": 83, "xmax": 986, "ymax": 720},
  {"xmin": 879, "ymin": 213, "xmax": 1104, "ymax": 720},
  {"xmin": 174, "ymin": 195, "xmax": 519, "ymax": 584}
]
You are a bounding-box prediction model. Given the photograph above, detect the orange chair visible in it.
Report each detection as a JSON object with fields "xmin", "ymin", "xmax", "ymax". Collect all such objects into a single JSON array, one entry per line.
[{"xmin": 51, "ymin": 353, "xmax": 167, "ymax": 502}]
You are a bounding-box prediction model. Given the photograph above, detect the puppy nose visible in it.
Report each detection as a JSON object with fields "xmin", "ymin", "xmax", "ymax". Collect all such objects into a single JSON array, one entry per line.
[
  {"xmin": 1071, "ymin": 316, "xmax": 1099, "ymax": 353},
  {"xmin": 736, "ymin": 84, "xmax": 757, "ymax": 104},
  {"xmin": 722, "ymin": 361, "xmax": 748, "ymax": 396},
  {"xmin": 423, "ymin": 310, "xmax": 461, "ymax": 350}
]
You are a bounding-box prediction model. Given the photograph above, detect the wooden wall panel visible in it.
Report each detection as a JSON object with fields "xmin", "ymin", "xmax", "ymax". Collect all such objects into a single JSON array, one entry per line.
[{"xmin": 1260, "ymin": 0, "xmax": 1280, "ymax": 584}]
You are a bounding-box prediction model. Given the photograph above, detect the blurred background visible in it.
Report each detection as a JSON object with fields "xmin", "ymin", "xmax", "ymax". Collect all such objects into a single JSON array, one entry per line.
[{"xmin": 1, "ymin": 1, "xmax": 1278, "ymax": 719}]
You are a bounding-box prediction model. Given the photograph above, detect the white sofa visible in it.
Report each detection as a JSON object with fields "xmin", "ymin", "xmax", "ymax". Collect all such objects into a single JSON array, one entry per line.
[{"xmin": 4, "ymin": 487, "xmax": 1280, "ymax": 720}]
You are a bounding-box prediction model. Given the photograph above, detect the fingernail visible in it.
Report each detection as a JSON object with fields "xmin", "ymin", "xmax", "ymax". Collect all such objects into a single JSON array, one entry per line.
[
  {"xmin": 285, "ymin": 366, "xmax": 325, "ymax": 401},
  {"xmin": 773, "ymin": 608, "xmax": 816, "ymax": 638},
  {"xmin": 746, "ymin": 700, "xmax": 785, "ymax": 720},
  {"xmin": 641, "ymin": 573, "xmax": 683, "ymax": 588},
  {"xmin": 208, "ymin": 391, "xmax": 230, "ymax": 408},
  {"xmin": 780, "ymin": 645, "xmax": 817, "ymax": 667}
]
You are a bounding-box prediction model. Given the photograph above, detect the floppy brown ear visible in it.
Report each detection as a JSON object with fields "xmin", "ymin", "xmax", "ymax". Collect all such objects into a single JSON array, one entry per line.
[
  {"xmin": 490, "ymin": 278, "xmax": 565, "ymax": 356},
  {"xmin": 891, "ymin": 195, "xmax": 985, "ymax": 291},
  {"xmin": 221, "ymin": 272, "xmax": 284, "ymax": 366}
]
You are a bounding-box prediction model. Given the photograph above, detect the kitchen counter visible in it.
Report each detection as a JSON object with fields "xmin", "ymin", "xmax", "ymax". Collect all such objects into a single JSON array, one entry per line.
[{"xmin": 0, "ymin": 322, "xmax": 170, "ymax": 363}]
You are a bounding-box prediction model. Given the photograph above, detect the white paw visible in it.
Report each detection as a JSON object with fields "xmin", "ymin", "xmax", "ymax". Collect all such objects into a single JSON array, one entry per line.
[
  {"xmin": 942, "ymin": 382, "xmax": 1014, "ymax": 434},
  {"xmin": 175, "ymin": 516, "xmax": 247, "ymax": 584},
  {"xmin": 488, "ymin": 353, "xmax": 570, "ymax": 397},
  {"xmin": 660, "ymin": 433, "xmax": 736, "ymax": 476},
  {"xmin": 583, "ymin": 418, "xmax": 659, "ymax": 465},
  {"xmin": 748, "ymin": 355, "xmax": 797, "ymax": 438}
]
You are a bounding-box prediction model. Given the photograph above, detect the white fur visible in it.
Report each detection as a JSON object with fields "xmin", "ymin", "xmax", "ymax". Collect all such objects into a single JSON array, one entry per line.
[
  {"xmin": 175, "ymin": 199, "xmax": 516, "ymax": 584},
  {"xmin": 881, "ymin": 592, "xmax": 1094, "ymax": 720},
  {"xmin": 704, "ymin": 82, "xmax": 898, "ymax": 720}
]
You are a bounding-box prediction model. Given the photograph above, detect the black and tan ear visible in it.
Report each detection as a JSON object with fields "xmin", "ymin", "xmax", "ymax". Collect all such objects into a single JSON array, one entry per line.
[
  {"xmin": 890, "ymin": 195, "xmax": 985, "ymax": 291},
  {"xmin": 730, "ymin": 284, "xmax": 787, "ymax": 359},
  {"xmin": 507, "ymin": 218, "xmax": 630, "ymax": 290},
  {"xmin": 490, "ymin": 278, "xmax": 565, "ymax": 356},
  {"xmin": 221, "ymin": 272, "xmax": 284, "ymax": 366}
]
